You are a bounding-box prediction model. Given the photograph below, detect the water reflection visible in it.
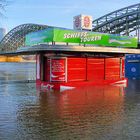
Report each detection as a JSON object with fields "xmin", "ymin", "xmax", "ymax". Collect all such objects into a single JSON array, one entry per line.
[{"xmin": 16, "ymin": 86, "xmax": 126, "ymax": 140}]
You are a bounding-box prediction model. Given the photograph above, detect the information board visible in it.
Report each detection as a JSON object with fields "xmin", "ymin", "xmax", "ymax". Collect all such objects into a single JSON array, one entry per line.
[{"xmin": 50, "ymin": 58, "xmax": 67, "ymax": 82}]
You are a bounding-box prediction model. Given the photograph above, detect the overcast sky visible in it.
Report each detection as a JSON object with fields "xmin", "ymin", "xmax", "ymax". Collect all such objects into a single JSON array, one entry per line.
[{"xmin": 1, "ymin": 0, "xmax": 140, "ymax": 31}]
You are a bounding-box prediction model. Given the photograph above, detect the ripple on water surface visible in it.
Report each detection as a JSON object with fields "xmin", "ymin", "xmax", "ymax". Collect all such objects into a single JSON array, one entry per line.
[{"xmin": 0, "ymin": 63, "xmax": 140, "ymax": 140}]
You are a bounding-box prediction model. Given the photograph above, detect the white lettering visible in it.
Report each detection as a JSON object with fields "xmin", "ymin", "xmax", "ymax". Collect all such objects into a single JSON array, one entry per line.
[
  {"xmin": 63, "ymin": 32, "xmax": 88, "ymax": 39},
  {"xmin": 81, "ymin": 36, "xmax": 102, "ymax": 42}
]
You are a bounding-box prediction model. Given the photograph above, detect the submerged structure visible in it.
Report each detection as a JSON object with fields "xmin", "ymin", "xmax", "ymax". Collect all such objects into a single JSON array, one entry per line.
[
  {"xmin": 24, "ymin": 27, "xmax": 138, "ymax": 90},
  {"xmin": 125, "ymin": 54, "xmax": 140, "ymax": 79}
]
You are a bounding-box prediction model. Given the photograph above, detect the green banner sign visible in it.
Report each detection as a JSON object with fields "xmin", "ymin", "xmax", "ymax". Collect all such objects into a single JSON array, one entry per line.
[{"xmin": 25, "ymin": 27, "xmax": 138, "ymax": 48}]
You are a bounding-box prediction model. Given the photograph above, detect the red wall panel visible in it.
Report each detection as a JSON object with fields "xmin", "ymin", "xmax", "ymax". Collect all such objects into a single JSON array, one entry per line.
[
  {"xmin": 87, "ymin": 58, "xmax": 104, "ymax": 81},
  {"xmin": 41, "ymin": 56, "xmax": 124, "ymax": 83},
  {"xmin": 68, "ymin": 58, "xmax": 86, "ymax": 81},
  {"xmin": 105, "ymin": 58, "xmax": 120, "ymax": 80}
]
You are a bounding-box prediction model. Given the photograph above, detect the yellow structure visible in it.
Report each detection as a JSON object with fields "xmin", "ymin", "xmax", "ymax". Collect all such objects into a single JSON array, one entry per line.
[
  {"xmin": 0, "ymin": 56, "xmax": 23, "ymax": 62},
  {"xmin": 0, "ymin": 55, "xmax": 36, "ymax": 62}
]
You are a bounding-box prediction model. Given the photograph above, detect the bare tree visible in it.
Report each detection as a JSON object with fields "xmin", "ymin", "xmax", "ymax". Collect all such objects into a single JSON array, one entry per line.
[{"xmin": 0, "ymin": 0, "xmax": 9, "ymax": 17}]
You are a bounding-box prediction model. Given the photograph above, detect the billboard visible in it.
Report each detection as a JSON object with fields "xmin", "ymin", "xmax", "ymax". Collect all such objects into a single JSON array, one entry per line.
[
  {"xmin": 73, "ymin": 15, "xmax": 92, "ymax": 30},
  {"xmin": 50, "ymin": 58, "xmax": 67, "ymax": 82},
  {"xmin": 73, "ymin": 15, "xmax": 81, "ymax": 30},
  {"xmin": 25, "ymin": 28, "xmax": 54, "ymax": 46},
  {"xmin": 25, "ymin": 27, "xmax": 138, "ymax": 48}
]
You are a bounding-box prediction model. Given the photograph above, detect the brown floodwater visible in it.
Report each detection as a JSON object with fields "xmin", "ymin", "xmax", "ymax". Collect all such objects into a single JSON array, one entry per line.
[{"xmin": 0, "ymin": 63, "xmax": 140, "ymax": 140}]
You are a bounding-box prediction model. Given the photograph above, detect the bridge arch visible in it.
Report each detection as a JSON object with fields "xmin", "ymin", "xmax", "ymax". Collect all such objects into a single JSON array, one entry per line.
[
  {"xmin": 92, "ymin": 3, "xmax": 140, "ymax": 36},
  {"xmin": 0, "ymin": 23, "xmax": 48, "ymax": 52}
]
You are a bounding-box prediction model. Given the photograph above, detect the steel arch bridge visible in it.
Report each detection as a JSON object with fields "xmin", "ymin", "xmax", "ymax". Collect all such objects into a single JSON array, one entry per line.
[
  {"xmin": 0, "ymin": 23, "xmax": 48, "ymax": 52},
  {"xmin": 92, "ymin": 3, "xmax": 140, "ymax": 36}
]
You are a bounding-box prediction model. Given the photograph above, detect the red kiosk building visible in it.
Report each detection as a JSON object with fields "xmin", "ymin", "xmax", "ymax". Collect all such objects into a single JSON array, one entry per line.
[{"xmin": 25, "ymin": 27, "xmax": 137, "ymax": 90}]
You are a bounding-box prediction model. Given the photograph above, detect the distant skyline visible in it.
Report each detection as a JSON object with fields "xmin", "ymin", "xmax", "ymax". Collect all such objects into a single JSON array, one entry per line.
[{"xmin": 0, "ymin": 0, "xmax": 139, "ymax": 31}]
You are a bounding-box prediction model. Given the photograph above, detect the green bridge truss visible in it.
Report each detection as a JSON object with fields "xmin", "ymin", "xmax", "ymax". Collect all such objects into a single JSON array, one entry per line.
[{"xmin": 0, "ymin": 24, "xmax": 48, "ymax": 53}]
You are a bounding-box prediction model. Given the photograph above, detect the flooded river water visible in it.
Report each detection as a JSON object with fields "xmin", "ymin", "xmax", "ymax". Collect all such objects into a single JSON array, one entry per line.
[{"xmin": 0, "ymin": 63, "xmax": 140, "ymax": 140}]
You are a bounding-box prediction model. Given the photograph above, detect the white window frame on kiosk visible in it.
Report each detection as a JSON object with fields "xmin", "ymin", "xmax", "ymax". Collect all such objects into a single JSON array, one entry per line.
[{"xmin": 36, "ymin": 55, "xmax": 40, "ymax": 80}]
